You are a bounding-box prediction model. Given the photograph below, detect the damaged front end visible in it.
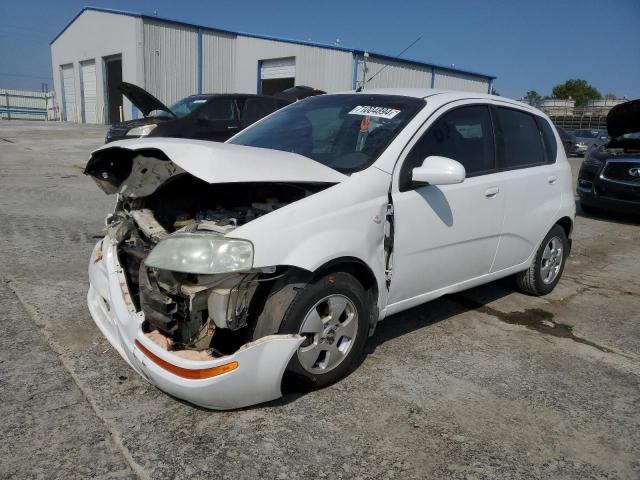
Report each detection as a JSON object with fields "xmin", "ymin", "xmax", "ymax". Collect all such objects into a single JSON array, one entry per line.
[{"xmin": 85, "ymin": 140, "xmax": 342, "ymax": 408}]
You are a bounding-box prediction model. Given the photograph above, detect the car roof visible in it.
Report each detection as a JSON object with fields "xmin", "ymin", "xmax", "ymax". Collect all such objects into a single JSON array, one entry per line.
[{"xmin": 333, "ymin": 87, "xmax": 539, "ymax": 113}]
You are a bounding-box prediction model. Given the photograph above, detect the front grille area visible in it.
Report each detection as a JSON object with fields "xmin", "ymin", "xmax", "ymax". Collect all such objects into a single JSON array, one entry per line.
[{"xmin": 602, "ymin": 161, "xmax": 640, "ymax": 183}]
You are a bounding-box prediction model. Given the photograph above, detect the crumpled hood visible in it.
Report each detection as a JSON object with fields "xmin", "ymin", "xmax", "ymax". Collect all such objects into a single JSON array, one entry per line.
[
  {"xmin": 607, "ymin": 99, "xmax": 640, "ymax": 139},
  {"xmin": 86, "ymin": 138, "xmax": 346, "ymax": 196}
]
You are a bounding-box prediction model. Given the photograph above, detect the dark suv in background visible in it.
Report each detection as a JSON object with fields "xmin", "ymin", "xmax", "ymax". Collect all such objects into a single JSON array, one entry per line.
[
  {"xmin": 577, "ymin": 99, "xmax": 640, "ymax": 214},
  {"xmin": 105, "ymin": 83, "xmax": 297, "ymax": 143}
]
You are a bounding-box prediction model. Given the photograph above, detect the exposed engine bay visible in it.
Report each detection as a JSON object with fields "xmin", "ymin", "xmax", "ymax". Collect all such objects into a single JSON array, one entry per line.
[
  {"xmin": 85, "ymin": 145, "xmax": 336, "ymax": 357},
  {"xmin": 108, "ymin": 176, "xmax": 325, "ymax": 356}
]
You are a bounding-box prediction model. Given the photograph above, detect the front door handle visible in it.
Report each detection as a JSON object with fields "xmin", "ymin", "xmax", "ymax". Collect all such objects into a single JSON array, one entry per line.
[
  {"xmin": 485, "ymin": 186, "xmax": 500, "ymax": 198},
  {"xmin": 548, "ymin": 175, "xmax": 558, "ymax": 184}
]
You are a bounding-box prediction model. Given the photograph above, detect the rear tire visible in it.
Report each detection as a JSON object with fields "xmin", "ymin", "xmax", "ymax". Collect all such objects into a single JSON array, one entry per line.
[
  {"xmin": 516, "ymin": 225, "xmax": 568, "ymax": 296},
  {"xmin": 279, "ymin": 272, "xmax": 370, "ymax": 389}
]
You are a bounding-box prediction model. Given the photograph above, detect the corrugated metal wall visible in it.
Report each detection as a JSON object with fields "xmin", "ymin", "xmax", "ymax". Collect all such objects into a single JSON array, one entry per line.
[
  {"xmin": 202, "ymin": 30, "xmax": 237, "ymax": 93},
  {"xmin": 360, "ymin": 57, "xmax": 432, "ymax": 89},
  {"xmin": 234, "ymin": 37, "xmax": 353, "ymax": 93},
  {"xmin": 143, "ymin": 19, "xmax": 198, "ymax": 105},
  {"xmin": 433, "ymin": 69, "xmax": 489, "ymax": 93}
]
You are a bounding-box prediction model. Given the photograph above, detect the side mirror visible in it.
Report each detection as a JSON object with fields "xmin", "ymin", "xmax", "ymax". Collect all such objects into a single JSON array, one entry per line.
[{"xmin": 411, "ymin": 156, "xmax": 466, "ymax": 186}]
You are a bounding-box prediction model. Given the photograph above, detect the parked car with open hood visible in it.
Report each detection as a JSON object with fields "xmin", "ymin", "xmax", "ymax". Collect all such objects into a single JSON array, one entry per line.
[
  {"xmin": 105, "ymin": 82, "xmax": 292, "ymax": 143},
  {"xmin": 86, "ymin": 89, "xmax": 575, "ymax": 409},
  {"xmin": 577, "ymin": 99, "xmax": 640, "ymax": 214}
]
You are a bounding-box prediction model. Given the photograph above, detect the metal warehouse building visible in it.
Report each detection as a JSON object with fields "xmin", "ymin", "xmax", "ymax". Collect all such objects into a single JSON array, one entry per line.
[{"xmin": 50, "ymin": 7, "xmax": 496, "ymax": 124}]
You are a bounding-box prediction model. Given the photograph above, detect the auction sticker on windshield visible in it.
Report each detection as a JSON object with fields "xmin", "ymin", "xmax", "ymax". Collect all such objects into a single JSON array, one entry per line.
[{"xmin": 349, "ymin": 106, "xmax": 401, "ymax": 119}]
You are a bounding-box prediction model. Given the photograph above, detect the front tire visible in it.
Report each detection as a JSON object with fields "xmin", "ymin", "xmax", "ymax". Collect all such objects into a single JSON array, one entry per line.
[
  {"xmin": 279, "ymin": 272, "xmax": 370, "ymax": 389},
  {"xmin": 516, "ymin": 225, "xmax": 568, "ymax": 296}
]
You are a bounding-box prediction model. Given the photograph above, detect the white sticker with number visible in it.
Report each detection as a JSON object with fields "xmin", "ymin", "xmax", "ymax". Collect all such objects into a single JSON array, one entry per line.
[{"xmin": 348, "ymin": 105, "xmax": 401, "ymax": 119}]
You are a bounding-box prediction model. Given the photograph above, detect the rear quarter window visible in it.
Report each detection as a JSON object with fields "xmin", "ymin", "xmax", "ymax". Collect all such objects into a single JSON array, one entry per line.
[{"xmin": 536, "ymin": 117, "xmax": 558, "ymax": 163}]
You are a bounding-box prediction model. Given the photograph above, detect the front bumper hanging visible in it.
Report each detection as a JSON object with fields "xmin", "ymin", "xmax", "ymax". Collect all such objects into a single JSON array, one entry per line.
[{"xmin": 87, "ymin": 238, "xmax": 303, "ymax": 410}]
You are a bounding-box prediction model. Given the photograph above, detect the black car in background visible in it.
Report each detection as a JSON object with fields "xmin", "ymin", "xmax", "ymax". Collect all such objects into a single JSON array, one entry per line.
[
  {"xmin": 577, "ymin": 99, "xmax": 640, "ymax": 214},
  {"xmin": 105, "ymin": 83, "xmax": 293, "ymax": 143},
  {"xmin": 554, "ymin": 125, "xmax": 577, "ymax": 156}
]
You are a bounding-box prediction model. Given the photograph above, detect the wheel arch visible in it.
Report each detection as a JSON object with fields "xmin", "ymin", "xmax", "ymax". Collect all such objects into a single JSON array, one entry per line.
[
  {"xmin": 251, "ymin": 256, "xmax": 381, "ymax": 340},
  {"xmin": 312, "ymin": 257, "xmax": 380, "ymax": 335},
  {"xmin": 555, "ymin": 216, "xmax": 573, "ymax": 238}
]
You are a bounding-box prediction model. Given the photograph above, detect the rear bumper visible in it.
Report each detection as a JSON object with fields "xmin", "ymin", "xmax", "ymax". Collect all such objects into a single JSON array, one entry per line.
[{"xmin": 87, "ymin": 238, "xmax": 303, "ymax": 410}]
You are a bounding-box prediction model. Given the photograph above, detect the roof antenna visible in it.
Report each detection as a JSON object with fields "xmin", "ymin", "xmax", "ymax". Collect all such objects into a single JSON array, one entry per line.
[{"xmin": 357, "ymin": 35, "xmax": 422, "ymax": 92}]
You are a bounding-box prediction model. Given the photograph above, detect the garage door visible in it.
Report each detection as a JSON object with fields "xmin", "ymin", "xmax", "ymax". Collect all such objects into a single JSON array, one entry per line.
[
  {"xmin": 61, "ymin": 64, "xmax": 76, "ymax": 122},
  {"xmin": 81, "ymin": 60, "xmax": 97, "ymax": 124},
  {"xmin": 260, "ymin": 57, "xmax": 295, "ymax": 95},
  {"xmin": 261, "ymin": 57, "xmax": 295, "ymax": 79}
]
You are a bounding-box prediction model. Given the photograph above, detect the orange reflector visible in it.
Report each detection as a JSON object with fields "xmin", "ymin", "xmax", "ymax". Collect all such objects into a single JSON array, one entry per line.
[{"xmin": 135, "ymin": 340, "xmax": 238, "ymax": 379}]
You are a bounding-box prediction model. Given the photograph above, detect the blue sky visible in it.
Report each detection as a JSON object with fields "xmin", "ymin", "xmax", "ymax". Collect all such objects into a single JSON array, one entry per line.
[{"xmin": 1, "ymin": 0, "xmax": 639, "ymax": 99}]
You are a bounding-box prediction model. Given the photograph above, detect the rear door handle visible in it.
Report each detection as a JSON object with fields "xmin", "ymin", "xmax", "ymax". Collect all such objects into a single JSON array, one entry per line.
[
  {"xmin": 548, "ymin": 175, "xmax": 558, "ymax": 184},
  {"xmin": 485, "ymin": 186, "xmax": 500, "ymax": 198}
]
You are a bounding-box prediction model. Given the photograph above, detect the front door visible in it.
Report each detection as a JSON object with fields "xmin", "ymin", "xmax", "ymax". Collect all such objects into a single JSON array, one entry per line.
[{"xmin": 388, "ymin": 103, "xmax": 504, "ymax": 307}]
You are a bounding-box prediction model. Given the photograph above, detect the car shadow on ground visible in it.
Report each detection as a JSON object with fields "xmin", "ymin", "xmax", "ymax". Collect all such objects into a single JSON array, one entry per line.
[
  {"xmin": 265, "ymin": 279, "xmax": 518, "ymax": 409},
  {"xmin": 367, "ymin": 279, "xmax": 516, "ymax": 352},
  {"xmin": 574, "ymin": 199, "xmax": 640, "ymax": 226}
]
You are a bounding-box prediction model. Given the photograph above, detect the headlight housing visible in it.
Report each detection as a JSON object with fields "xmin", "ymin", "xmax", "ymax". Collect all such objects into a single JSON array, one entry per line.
[
  {"xmin": 145, "ymin": 233, "xmax": 254, "ymax": 274},
  {"xmin": 127, "ymin": 124, "xmax": 157, "ymax": 137}
]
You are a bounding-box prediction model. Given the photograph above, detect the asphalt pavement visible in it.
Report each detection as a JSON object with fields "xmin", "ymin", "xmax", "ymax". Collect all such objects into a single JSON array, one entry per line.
[{"xmin": 1, "ymin": 121, "xmax": 638, "ymax": 480}]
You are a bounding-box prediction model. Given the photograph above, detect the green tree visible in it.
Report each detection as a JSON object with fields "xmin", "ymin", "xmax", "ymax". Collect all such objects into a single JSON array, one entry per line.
[
  {"xmin": 604, "ymin": 93, "xmax": 617, "ymax": 100},
  {"xmin": 551, "ymin": 79, "xmax": 601, "ymax": 107},
  {"xmin": 523, "ymin": 90, "xmax": 542, "ymax": 106}
]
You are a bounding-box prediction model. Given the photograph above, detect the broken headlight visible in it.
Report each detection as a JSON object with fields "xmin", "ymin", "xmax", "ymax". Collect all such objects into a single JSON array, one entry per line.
[{"xmin": 145, "ymin": 233, "xmax": 253, "ymax": 274}]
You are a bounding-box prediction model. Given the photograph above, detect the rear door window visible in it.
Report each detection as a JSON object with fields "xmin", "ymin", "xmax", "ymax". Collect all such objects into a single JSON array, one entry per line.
[
  {"xmin": 199, "ymin": 98, "xmax": 238, "ymax": 121},
  {"xmin": 494, "ymin": 107, "xmax": 546, "ymax": 169},
  {"xmin": 241, "ymin": 98, "xmax": 280, "ymax": 125}
]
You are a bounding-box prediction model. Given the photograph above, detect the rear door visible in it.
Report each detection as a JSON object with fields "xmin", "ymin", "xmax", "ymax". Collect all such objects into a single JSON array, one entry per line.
[
  {"xmin": 240, "ymin": 97, "xmax": 286, "ymax": 128},
  {"xmin": 490, "ymin": 106, "xmax": 563, "ymax": 271},
  {"xmin": 388, "ymin": 102, "xmax": 505, "ymax": 306},
  {"xmin": 191, "ymin": 97, "xmax": 241, "ymax": 141}
]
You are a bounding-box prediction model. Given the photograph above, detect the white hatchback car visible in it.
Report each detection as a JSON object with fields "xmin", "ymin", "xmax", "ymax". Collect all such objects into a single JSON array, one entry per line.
[{"xmin": 86, "ymin": 89, "xmax": 575, "ymax": 409}]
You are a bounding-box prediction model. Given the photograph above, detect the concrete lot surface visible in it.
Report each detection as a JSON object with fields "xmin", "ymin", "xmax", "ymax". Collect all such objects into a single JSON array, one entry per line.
[{"xmin": 1, "ymin": 121, "xmax": 638, "ymax": 480}]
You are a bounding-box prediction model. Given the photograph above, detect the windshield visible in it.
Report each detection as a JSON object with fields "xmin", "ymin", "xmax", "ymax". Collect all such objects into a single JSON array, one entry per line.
[
  {"xmin": 155, "ymin": 97, "xmax": 209, "ymax": 119},
  {"xmin": 229, "ymin": 94, "xmax": 425, "ymax": 173}
]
